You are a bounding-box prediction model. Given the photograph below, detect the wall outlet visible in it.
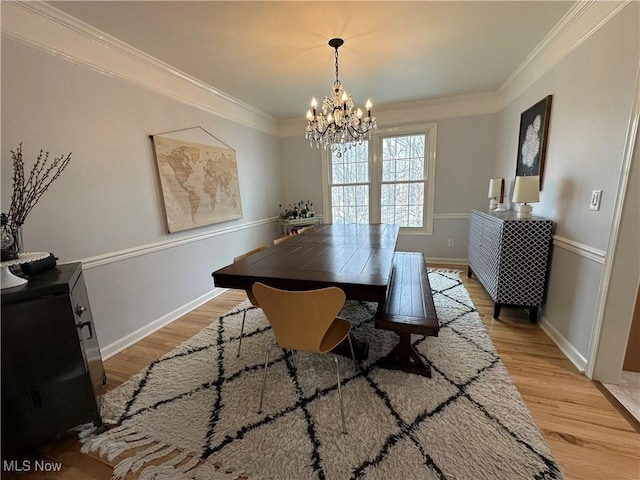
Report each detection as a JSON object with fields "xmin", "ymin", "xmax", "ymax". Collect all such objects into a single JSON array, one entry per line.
[
  {"xmin": 590, "ymin": 190, "xmax": 602, "ymax": 211},
  {"xmin": 447, "ymin": 239, "xmax": 454, "ymax": 248}
]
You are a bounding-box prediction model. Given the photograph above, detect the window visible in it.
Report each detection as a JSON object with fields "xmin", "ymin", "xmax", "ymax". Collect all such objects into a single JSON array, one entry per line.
[
  {"xmin": 323, "ymin": 123, "xmax": 436, "ymax": 233},
  {"xmin": 330, "ymin": 142, "xmax": 369, "ymax": 224}
]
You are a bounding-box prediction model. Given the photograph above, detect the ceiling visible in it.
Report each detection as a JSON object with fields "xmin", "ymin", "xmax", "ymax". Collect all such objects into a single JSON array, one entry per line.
[{"xmin": 47, "ymin": 1, "xmax": 575, "ymax": 120}]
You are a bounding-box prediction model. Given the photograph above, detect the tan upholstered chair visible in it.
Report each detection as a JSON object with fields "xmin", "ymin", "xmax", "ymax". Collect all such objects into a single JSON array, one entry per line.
[
  {"xmin": 252, "ymin": 282, "xmax": 356, "ymax": 434},
  {"xmin": 233, "ymin": 246, "xmax": 268, "ymax": 357}
]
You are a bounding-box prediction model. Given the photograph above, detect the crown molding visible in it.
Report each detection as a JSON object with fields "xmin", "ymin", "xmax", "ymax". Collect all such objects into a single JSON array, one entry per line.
[
  {"xmin": 499, "ymin": 0, "xmax": 630, "ymax": 106},
  {"xmin": 278, "ymin": 90, "xmax": 502, "ymax": 137},
  {"xmin": 1, "ymin": 1, "xmax": 628, "ymax": 138},
  {"xmin": 1, "ymin": 1, "xmax": 279, "ymax": 136},
  {"xmin": 281, "ymin": 2, "xmax": 628, "ymax": 136}
]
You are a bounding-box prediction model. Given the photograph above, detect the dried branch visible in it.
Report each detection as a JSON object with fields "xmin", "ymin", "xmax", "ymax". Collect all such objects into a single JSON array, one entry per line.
[{"xmin": 6, "ymin": 144, "xmax": 72, "ymax": 227}]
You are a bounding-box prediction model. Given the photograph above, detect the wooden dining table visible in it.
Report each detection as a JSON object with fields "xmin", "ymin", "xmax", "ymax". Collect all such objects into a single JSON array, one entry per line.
[
  {"xmin": 212, "ymin": 223, "xmax": 400, "ymax": 359},
  {"xmin": 212, "ymin": 223, "xmax": 400, "ymax": 303}
]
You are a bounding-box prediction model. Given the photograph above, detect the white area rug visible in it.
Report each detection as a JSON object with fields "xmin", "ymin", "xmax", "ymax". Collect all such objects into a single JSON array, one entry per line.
[{"xmin": 82, "ymin": 269, "xmax": 564, "ymax": 479}]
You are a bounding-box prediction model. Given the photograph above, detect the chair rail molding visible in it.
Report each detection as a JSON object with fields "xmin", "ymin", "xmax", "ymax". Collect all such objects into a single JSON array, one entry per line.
[
  {"xmin": 1, "ymin": 1, "xmax": 278, "ymax": 136},
  {"xmin": 434, "ymin": 213, "xmax": 471, "ymax": 221},
  {"xmin": 552, "ymin": 235, "xmax": 606, "ymax": 264},
  {"xmin": 81, "ymin": 217, "xmax": 278, "ymax": 270}
]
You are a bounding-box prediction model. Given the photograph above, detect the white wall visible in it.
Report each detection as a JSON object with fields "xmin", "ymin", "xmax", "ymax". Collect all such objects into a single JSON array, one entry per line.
[
  {"xmin": 1, "ymin": 39, "xmax": 281, "ymax": 355},
  {"xmin": 493, "ymin": 2, "xmax": 639, "ymax": 372}
]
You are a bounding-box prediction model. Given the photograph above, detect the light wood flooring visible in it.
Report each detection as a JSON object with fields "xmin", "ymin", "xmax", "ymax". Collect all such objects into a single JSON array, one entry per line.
[{"xmin": 4, "ymin": 264, "xmax": 639, "ymax": 480}]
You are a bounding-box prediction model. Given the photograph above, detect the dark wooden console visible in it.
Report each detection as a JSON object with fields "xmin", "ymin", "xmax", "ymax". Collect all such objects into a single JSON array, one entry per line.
[{"xmin": 1, "ymin": 262, "xmax": 105, "ymax": 455}]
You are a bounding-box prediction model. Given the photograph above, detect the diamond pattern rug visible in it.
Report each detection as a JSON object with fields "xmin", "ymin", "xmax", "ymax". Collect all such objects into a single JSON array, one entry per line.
[{"xmin": 81, "ymin": 269, "xmax": 564, "ymax": 479}]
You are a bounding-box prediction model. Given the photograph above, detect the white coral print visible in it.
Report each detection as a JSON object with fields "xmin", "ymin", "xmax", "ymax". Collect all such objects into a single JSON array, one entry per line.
[{"xmin": 521, "ymin": 114, "xmax": 542, "ymax": 168}]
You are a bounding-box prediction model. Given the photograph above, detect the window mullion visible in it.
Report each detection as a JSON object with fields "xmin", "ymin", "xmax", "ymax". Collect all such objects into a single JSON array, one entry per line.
[{"xmin": 370, "ymin": 133, "xmax": 381, "ymax": 223}]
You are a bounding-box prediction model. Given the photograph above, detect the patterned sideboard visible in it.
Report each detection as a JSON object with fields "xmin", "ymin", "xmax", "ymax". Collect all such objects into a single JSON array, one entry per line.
[{"xmin": 467, "ymin": 209, "xmax": 553, "ymax": 322}]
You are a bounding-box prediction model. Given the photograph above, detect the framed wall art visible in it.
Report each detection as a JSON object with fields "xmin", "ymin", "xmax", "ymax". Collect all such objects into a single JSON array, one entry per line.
[
  {"xmin": 516, "ymin": 95, "xmax": 552, "ymax": 188},
  {"xmin": 150, "ymin": 126, "xmax": 243, "ymax": 233}
]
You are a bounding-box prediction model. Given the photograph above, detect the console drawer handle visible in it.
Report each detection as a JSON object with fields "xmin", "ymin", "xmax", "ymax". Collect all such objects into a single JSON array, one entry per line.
[{"xmin": 77, "ymin": 320, "xmax": 93, "ymax": 339}]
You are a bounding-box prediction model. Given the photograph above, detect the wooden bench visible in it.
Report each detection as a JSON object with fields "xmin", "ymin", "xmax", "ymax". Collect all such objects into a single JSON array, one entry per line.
[{"xmin": 375, "ymin": 252, "xmax": 439, "ymax": 377}]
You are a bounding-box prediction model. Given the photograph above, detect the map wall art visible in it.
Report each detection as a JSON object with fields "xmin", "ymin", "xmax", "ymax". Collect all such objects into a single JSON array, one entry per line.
[{"xmin": 151, "ymin": 128, "xmax": 243, "ymax": 233}]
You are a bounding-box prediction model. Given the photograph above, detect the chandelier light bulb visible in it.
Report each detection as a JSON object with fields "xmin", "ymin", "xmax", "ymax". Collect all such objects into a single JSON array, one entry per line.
[{"xmin": 305, "ymin": 38, "xmax": 377, "ymax": 154}]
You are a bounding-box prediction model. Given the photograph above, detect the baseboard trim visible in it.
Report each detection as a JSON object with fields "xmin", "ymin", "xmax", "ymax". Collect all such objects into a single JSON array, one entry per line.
[
  {"xmin": 100, "ymin": 287, "xmax": 227, "ymax": 360},
  {"xmin": 426, "ymin": 257, "xmax": 468, "ymax": 266},
  {"xmin": 538, "ymin": 314, "xmax": 588, "ymax": 373}
]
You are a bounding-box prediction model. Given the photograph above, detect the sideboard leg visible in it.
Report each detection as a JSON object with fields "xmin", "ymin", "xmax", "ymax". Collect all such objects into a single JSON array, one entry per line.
[
  {"xmin": 493, "ymin": 303, "xmax": 501, "ymax": 319},
  {"xmin": 467, "ymin": 266, "xmax": 473, "ymax": 278},
  {"xmin": 528, "ymin": 307, "xmax": 539, "ymax": 323}
]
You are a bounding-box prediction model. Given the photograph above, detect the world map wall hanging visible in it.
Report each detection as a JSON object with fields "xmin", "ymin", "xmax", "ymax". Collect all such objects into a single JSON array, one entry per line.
[{"xmin": 150, "ymin": 127, "xmax": 243, "ymax": 233}]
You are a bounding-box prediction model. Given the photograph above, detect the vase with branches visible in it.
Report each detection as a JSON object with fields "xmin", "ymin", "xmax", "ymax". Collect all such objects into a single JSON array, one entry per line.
[{"xmin": 3, "ymin": 143, "xmax": 72, "ymax": 253}]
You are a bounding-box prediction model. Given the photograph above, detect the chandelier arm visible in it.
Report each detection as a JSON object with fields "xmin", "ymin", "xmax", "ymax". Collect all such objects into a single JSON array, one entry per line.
[
  {"xmin": 346, "ymin": 124, "xmax": 373, "ymax": 137},
  {"xmin": 308, "ymin": 122, "xmax": 332, "ymax": 137},
  {"xmin": 306, "ymin": 38, "xmax": 376, "ymax": 152}
]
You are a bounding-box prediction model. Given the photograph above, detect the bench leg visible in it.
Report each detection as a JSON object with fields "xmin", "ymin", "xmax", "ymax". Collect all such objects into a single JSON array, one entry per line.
[{"xmin": 379, "ymin": 333, "xmax": 431, "ymax": 377}]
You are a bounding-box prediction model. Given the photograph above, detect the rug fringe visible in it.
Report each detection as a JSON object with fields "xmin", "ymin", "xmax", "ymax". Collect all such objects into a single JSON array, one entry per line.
[{"xmin": 79, "ymin": 425, "xmax": 236, "ymax": 480}]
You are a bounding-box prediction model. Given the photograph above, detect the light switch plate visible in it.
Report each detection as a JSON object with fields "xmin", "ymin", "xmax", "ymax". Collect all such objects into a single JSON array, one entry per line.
[{"xmin": 590, "ymin": 190, "xmax": 602, "ymax": 211}]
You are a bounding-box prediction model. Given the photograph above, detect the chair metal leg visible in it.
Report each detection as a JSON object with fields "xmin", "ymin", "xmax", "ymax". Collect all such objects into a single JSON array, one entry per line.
[
  {"xmin": 237, "ymin": 309, "xmax": 247, "ymax": 357},
  {"xmin": 347, "ymin": 334, "xmax": 358, "ymax": 372},
  {"xmin": 333, "ymin": 355, "xmax": 347, "ymax": 434},
  {"xmin": 258, "ymin": 345, "xmax": 275, "ymax": 413}
]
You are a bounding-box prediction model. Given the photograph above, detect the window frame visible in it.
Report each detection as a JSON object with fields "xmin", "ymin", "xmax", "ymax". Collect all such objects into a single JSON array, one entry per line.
[{"xmin": 322, "ymin": 122, "xmax": 437, "ymax": 235}]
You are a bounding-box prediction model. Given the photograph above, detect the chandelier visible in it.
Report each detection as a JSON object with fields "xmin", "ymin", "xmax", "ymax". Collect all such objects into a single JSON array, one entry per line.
[{"xmin": 305, "ymin": 38, "xmax": 377, "ymax": 155}]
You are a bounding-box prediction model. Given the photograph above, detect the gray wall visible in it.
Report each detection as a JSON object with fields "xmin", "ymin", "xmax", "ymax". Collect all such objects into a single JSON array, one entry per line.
[
  {"xmin": 280, "ymin": 113, "xmax": 497, "ymax": 261},
  {"xmin": 494, "ymin": 3, "xmax": 639, "ymax": 371},
  {"xmin": 1, "ymin": 40, "xmax": 281, "ymax": 353},
  {"xmin": 2, "ymin": 3, "xmax": 637, "ymax": 380}
]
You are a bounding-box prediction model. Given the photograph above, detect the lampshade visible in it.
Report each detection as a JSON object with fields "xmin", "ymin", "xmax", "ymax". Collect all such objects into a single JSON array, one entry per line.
[
  {"xmin": 488, "ymin": 178, "xmax": 502, "ymax": 198},
  {"xmin": 512, "ymin": 176, "xmax": 540, "ymax": 204}
]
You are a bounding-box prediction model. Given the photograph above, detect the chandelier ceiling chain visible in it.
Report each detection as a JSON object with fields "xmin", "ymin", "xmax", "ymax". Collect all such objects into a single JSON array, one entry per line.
[{"xmin": 305, "ymin": 38, "xmax": 377, "ymax": 155}]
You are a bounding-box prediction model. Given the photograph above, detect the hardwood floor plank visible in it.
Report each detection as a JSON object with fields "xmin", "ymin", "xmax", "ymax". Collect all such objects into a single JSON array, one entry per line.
[{"xmin": 6, "ymin": 269, "xmax": 638, "ymax": 480}]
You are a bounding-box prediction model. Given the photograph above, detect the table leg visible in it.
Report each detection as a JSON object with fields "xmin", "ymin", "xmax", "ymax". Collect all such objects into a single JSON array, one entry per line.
[{"xmin": 379, "ymin": 333, "xmax": 431, "ymax": 377}]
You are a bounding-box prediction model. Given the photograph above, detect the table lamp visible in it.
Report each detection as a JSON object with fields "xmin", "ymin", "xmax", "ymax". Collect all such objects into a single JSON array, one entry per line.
[
  {"xmin": 512, "ymin": 175, "xmax": 540, "ymax": 218},
  {"xmin": 488, "ymin": 178, "xmax": 506, "ymax": 211}
]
